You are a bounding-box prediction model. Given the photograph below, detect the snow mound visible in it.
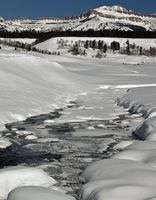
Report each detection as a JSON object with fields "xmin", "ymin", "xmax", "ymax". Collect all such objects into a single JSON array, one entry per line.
[
  {"xmin": 0, "ymin": 138, "xmax": 12, "ymax": 149},
  {"xmin": 119, "ymin": 87, "xmax": 156, "ymax": 141},
  {"xmin": 0, "ymin": 51, "xmax": 82, "ymax": 130},
  {"xmin": 81, "ymin": 158, "xmax": 156, "ymax": 200},
  {"xmin": 114, "ymin": 141, "xmax": 156, "ymax": 168},
  {"xmin": 7, "ymin": 186, "xmax": 75, "ymax": 200},
  {"xmin": 0, "ymin": 167, "xmax": 56, "ymax": 200}
]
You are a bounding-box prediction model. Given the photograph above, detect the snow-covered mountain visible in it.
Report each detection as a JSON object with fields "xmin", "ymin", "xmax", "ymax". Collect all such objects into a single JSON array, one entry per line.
[{"xmin": 0, "ymin": 5, "xmax": 156, "ymax": 32}]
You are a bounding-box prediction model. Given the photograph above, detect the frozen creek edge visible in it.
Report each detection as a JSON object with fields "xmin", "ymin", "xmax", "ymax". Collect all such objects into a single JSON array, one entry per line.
[
  {"xmin": 80, "ymin": 87, "xmax": 156, "ymax": 200},
  {"xmin": 2, "ymin": 87, "xmax": 156, "ymax": 200}
]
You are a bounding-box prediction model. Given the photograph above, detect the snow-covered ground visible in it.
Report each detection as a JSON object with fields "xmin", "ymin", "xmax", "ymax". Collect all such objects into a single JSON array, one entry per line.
[
  {"xmin": 2, "ymin": 39, "xmax": 156, "ymax": 130},
  {"xmin": 0, "ymin": 38, "xmax": 36, "ymax": 44},
  {"xmin": 0, "ymin": 50, "xmax": 84, "ymax": 130},
  {"xmin": 35, "ymin": 37, "xmax": 156, "ymax": 53},
  {"xmin": 1, "ymin": 37, "xmax": 156, "ymax": 199}
]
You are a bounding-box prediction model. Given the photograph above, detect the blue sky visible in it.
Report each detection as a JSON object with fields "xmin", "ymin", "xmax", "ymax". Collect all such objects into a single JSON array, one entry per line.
[{"xmin": 1, "ymin": 0, "xmax": 156, "ymax": 19}]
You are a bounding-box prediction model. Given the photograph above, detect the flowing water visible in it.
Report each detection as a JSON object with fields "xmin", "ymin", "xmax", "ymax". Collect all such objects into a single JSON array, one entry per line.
[{"xmin": 0, "ymin": 91, "xmax": 140, "ymax": 199}]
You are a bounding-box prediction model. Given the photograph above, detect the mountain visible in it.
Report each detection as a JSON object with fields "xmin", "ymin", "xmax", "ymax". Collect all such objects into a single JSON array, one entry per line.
[{"xmin": 0, "ymin": 5, "xmax": 156, "ymax": 32}]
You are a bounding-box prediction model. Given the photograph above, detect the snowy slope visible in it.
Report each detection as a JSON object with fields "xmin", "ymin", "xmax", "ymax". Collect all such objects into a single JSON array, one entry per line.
[
  {"xmin": 1, "ymin": 37, "xmax": 156, "ymax": 200},
  {"xmin": 35, "ymin": 37, "xmax": 156, "ymax": 52},
  {"xmin": 1, "ymin": 37, "xmax": 156, "ymax": 131},
  {"xmin": 0, "ymin": 38, "xmax": 36, "ymax": 44},
  {"xmin": 1, "ymin": 5, "xmax": 156, "ymax": 32},
  {"xmin": 0, "ymin": 50, "xmax": 84, "ymax": 130}
]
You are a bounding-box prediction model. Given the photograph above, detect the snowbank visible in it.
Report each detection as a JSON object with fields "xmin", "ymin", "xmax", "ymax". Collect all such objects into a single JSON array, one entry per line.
[
  {"xmin": 0, "ymin": 167, "xmax": 56, "ymax": 200},
  {"xmin": 0, "ymin": 51, "xmax": 82, "ymax": 130},
  {"xmin": 0, "ymin": 138, "xmax": 12, "ymax": 149},
  {"xmin": 81, "ymin": 158, "xmax": 156, "ymax": 200},
  {"xmin": 119, "ymin": 87, "xmax": 156, "ymax": 140},
  {"xmin": 80, "ymin": 76, "xmax": 156, "ymax": 199},
  {"xmin": 114, "ymin": 141, "xmax": 156, "ymax": 168},
  {"xmin": 7, "ymin": 186, "xmax": 75, "ymax": 200},
  {"xmin": 81, "ymin": 85, "xmax": 156, "ymax": 200}
]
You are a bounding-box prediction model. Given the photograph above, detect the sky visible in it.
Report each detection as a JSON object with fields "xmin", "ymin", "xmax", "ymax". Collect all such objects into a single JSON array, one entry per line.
[{"xmin": 0, "ymin": 0, "xmax": 156, "ymax": 19}]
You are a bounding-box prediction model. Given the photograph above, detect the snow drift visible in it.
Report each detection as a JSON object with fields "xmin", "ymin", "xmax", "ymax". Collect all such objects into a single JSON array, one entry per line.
[
  {"xmin": 7, "ymin": 186, "xmax": 75, "ymax": 200},
  {"xmin": 119, "ymin": 86, "xmax": 156, "ymax": 141},
  {"xmin": 0, "ymin": 167, "xmax": 56, "ymax": 200},
  {"xmin": 81, "ymin": 158, "xmax": 156, "ymax": 200},
  {"xmin": 0, "ymin": 51, "xmax": 83, "ymax": 130}
]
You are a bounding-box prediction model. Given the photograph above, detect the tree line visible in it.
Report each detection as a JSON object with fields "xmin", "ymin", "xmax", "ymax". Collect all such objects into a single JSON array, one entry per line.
[
  {"xmin": 0, "ymin": 29, "xmax": 156, "ymax": 40},
  {"xmin": 0, "ymin": 39, "xmax": 60, "ymax": 55},
  {"xmin": 58, "ymin": 38, "xmax": 156, "ymax": 57}
]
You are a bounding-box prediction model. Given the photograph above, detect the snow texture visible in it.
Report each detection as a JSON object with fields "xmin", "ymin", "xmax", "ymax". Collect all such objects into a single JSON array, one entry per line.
[
  {"xmin": 0, "ymin": 50, "xmax": 83, "ymax": 130},
  {"xmin": 0, "ymin": 167, "xmax": 56, "ymax": 200},
  {"xmin": 81, "ymin": 159, "xmax": 156, "ymax": 200},
  {"xmin": 7, "ymin": 186, "xmax": 75, "ymax": 200},
  {"xmin": 0, "ymin": 138, "xmax": 12, "ymax": 149},
  {"xmin": 119, "ymin": 87, "xmax": 156, "ymax": 141}
]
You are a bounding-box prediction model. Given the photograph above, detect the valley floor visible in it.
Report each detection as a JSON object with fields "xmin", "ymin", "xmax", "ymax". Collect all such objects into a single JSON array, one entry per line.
[{"xmin": 0, "ymin": 46, "xmax": 156, "ymax": 199}]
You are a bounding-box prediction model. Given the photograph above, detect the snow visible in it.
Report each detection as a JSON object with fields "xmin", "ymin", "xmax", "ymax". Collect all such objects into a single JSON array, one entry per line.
[
  {"xmin": 0, "ymin": 167, "xmax": 56, "ymax": 200},
  {"xmin": 7, "ymin": 186, "xmax": 76, "ymax": 200},
  {"xmin": 114, "ymin": 141, "xmax": 156, "ymax": 168},
  {"xmin": 35, "ymin": 37, "xmax": 156, "ymax": 200},
  {"xmin": 0, "ymin": 138, "xmax": 12, "ymax": 149},
  {"xmin": 119, "ymin": 87, "xmax": 156, "ymax": 140},
  {"xmin": 1, "ymin": 37, "xmax": 155, "ymax": 133},
  {"xmin": 0, "ymin": 36, "xmax": 156, "ymax": 200},
  {"xmin": 15, "ymin": 130, "xmax": 33, "ymax": 136},
  {"xmin": 114, "ymin": 141, "xmax": 134, "ymax": 150},
  {"xmin": 0, "ymin": 50, "xmax": 83, "ymax": 130},
  {"xmin": 37, "ymin": 138, "xmax": 60, "ymax": 143},
  {"xmin": 25, "ymin": 135, "xmax": 38, "ymax": 140},
  {"xmin": 81, "ymin": 159, "xmax": 156, "ymax": 200},
  {"xmin": 35, "ymin": 37, "xmax": 156, "ymax": 53},
  {"xmin": 0, "ymin": 38, "xmax": 36, "ymax": 44}
]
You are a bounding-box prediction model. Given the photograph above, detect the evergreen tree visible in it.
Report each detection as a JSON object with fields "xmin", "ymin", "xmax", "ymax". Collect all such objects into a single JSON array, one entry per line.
[
  {"xmin": 126, "ymin": 40, "xmax": 130, "ymax": 54},
  {"xmin": 139, "ymin": 46, "xmax": 143, "ymax": 55},
  {"xmin": 84, "ymin": 40, "xmax": 89, "ymax": 49},
  {"xmin": 103, "ymin": 44, "xmax": 107, "ymax": 53},
  {"xmin": 110, "ymin": 41, "xmax": 120, "ymax": 51},
  {"xmin": 91, "ymin": 40, "xmax": 96, "ymax": 49}
]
